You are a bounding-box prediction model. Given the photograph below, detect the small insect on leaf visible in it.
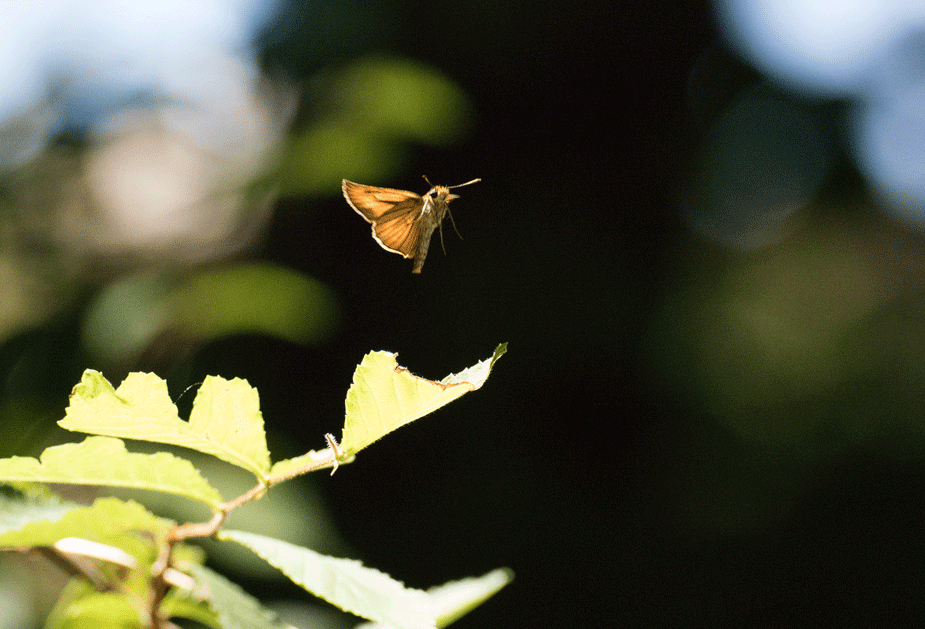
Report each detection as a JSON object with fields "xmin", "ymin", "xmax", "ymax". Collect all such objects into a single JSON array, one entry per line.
[{"xmin": 342, "ymin": 177, "xmax": 480, "ymax": 273}]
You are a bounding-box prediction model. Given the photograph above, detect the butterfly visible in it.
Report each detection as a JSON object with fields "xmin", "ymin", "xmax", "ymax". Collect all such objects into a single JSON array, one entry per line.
[{"xmin": 342, "ymin": 176, "xmax": 481, "ymax": 273}]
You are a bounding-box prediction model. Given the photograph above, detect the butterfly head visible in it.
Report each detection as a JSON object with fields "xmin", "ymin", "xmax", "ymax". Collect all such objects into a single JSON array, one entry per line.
[
  {"xmin": 422, "ymin": 176, "xmax": 480, "ymax": 203},
  {"xmin": 426, "ymin": 186, "xmax": 459, "ymax": 203}
]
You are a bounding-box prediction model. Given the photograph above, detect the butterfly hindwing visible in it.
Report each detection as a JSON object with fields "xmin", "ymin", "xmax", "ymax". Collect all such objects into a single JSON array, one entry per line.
[{"xmin": 370, "ymin": 198, "xmax": 425, "ymax": 257}]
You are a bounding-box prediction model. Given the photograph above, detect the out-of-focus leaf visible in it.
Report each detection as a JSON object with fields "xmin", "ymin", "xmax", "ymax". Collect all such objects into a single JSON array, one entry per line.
[
  {"xmin": 161, "ymin": 589, "xmax": 221, "ymax": 629},
  {"xmin": 45, "ymin": 580, "xmax": 139, "ymax": 629},
  {"xmin": 341, "ymin": 56, "xmax": 473, "ymax": 145},
  {"xmin": 171, "ymin": 263, "xmax": 338, "ymax": 344},
  {"xmin": 0, "ymin": 495, "xmax": 170, "ymax": 547},
  {"xmin": 190, "ymin": 564, "xmax": 286, "ymax": 629}
]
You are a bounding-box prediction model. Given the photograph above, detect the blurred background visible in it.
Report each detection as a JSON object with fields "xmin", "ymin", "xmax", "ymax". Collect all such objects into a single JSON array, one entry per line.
[{"xmin": 3, "ymin": 0, "xmax": 925, "ymax": 626}]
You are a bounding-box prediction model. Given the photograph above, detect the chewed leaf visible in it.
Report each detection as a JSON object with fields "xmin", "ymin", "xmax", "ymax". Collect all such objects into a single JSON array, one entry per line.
[
  {"xmin": 60, "ymin": 370, "xmax": 271, "ymax": 479},
  {"xmin": 0, "ymin": 437, "xmax": 222, "ymax": 508},
  {"xmin": 218, "ymin": 529, "xmax": 434, "ymax": 629},
  {"xmin": 341, "ymin": 344, "xmax": 506, "ymax": 458}
]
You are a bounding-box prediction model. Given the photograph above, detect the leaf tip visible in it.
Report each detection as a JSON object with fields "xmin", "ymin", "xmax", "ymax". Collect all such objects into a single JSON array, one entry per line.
[{"xmin": 490, "ymin": 343, "xmax": 507, "ymax": 367}]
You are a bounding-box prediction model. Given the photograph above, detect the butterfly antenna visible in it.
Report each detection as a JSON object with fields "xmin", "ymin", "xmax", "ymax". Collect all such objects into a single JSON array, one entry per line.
[
  {"xmin": 448, "ymin": 178, "xmax": 481, "ymax": 189},
  {"xmin": 422, "ymin": 175, "xmax": 433, "ymax": 187}
]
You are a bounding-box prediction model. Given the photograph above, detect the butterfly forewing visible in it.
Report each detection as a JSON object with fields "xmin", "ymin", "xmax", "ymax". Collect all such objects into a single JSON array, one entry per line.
[{"xmin": 343, "ymin": 181, "xmax": 421, "ymax": 220}]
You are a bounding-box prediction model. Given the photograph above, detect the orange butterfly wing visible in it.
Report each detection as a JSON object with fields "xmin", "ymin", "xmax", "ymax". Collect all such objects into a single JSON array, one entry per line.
[{"xmin": 342, "ymin": 180, "xmax": 425, "ymax": 258}]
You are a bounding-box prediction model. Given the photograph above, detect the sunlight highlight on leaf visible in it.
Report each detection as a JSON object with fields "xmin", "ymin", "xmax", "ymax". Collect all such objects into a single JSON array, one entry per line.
[
  {"xmin": 0, "ymin": 495, "xmax": 170, "ymax": 548},
  {"xmin": 356, "ymin": 568, "xmax": 514, "ymax": 629},
  {"xmin": 0, "ymin": 437, "xmax": 222, "ymax": 507},
  {"xmin": 219, "ymin": 529, "xmax": 434, "ymax": 629},
  {"xmin": 60, "ymin": 370, "xmax": 271, "ymax": 478},
  {"xmin": 340, "ymin": 344, "xmax": 507, "ymax": 458}
]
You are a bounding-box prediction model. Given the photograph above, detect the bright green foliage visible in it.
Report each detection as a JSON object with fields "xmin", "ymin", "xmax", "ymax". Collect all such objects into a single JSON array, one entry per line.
[
  {"xmin": 428, "ymin": 568, "xmax": 514, "ymax": 628},
  {"xmin": 61, "ymin": 371, "xmax": 271, "ymax": 479},
  {"xmin": 355, "ymin": 568, "xmax": 515, "ymax": 629},
  {"xmin": 0, "ymin": 345, "xmax": 509, "ymax": 628},
  {"xmin": 0, "ymin": 437, "xmax": 222, "ymax": 507},
  {"xmin": 0, "ymin": 492, "xmax": 77, "ymax": 542},
  {"xmin": 0, "ymin": 495, "xmax": 170, "ymax": 547},
  {"xmin": 223, "ymin": 529, "xmax": 514, "ymax": 629},
  {"xmin": 220, "ymin": 529, "xmax": 434, "ymax": 629},
  {"xmin": 341, "ymin": 343, "xmax": 507, "ymax": 458}
]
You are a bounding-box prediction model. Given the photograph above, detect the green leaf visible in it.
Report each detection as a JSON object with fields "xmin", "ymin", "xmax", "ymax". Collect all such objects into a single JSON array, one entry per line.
[
  {"xmin": 341, "ymin": 56, "xmax": 474, "ymax": 146},
  {"xmin": 171, "ymin": 263, "xmax": 338, "ymax": 344},
  {"xmin": 356, "ymin": 568, "xmax": 514, "ymax": 629},
  {"xmin": 219, "ymin": 529, "xmax": 434, "ymax": 629},
  {"xmin": 60, "ymin": 370, "xmax": 271, "ymax": 478},
  {"xmin": 190, "ymin": 564, "xmax": 286, "ymax": 629},
  {"xmin": 45, "ymin": 580, "xmax": 140, "ymax": 629},
  {"xmin": 340, "ymin": 344, "xmax": 507, "ymax": 458},
  {"xmin": 0, "ymin": 492, "xmax": 76, "ymax": 542},
  {"xmin": 0, "ymin": 495, "xmax": 170, "ymax": 547},
  {"xmin": 161, "ymin": 590, "xmax": 221, "ymax": 629},
  {"xmin": 0, "ymin": 437, "xmax": 222, "ymax": 508},
  {"xmin": 429, "ymin": 568, "xmax": 513, "ymax": 628}
]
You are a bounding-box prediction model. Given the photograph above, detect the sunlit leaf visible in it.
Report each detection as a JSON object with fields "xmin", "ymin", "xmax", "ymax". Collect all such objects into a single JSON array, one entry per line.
[
  {"xmin": 219, "ymin": 529, "xmax": 434, "ymax": 629},
  {"xmin": 60, "ymin": 370, "xmax": 271, "ymax": 478},
  {"xmin": 0, "ymin": 437, "xmax": 222, "ymax": 507},
  {"xmin": 0, "ymin": 495, "xmax": 170, "ymax": 547},
  {"xmin": 340, "ymin": 343, "xmax": 507, "ymax": 458},
  {"xmin": 429, "ymin": 569, "xmax": 513, "ymax": 628},
  {"xmin": 190, "ymin": 564, "xmax": 286, "ymax": 629},
  {"xmin": 357, "ymin": 568, "xmax": 514, "ymax": 629},
  {"xmin": 0, "ymin": 492, "xmax": 75, "ymax": 542}
]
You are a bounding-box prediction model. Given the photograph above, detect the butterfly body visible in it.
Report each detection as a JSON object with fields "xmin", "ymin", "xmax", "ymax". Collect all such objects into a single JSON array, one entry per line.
[{"xmin": 342, "ymin": 177, "xmax": 480, "ymax": 273}]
